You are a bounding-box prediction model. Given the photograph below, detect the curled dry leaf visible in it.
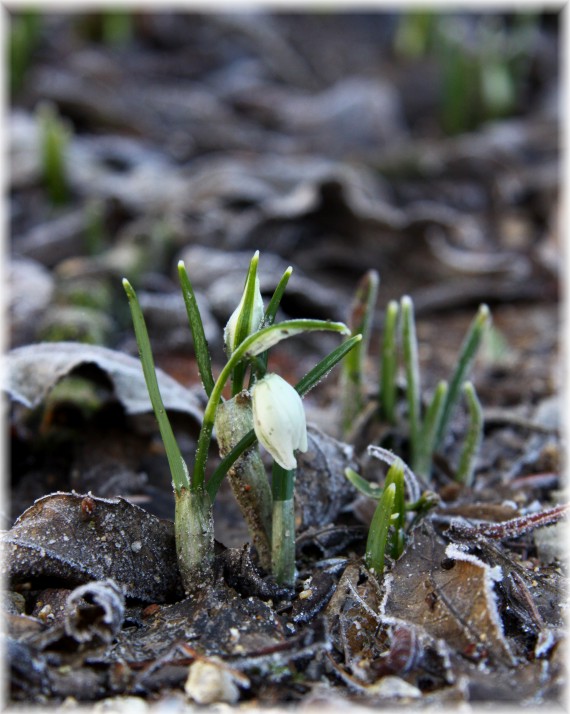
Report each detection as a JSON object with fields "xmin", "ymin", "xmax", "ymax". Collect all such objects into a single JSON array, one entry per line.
[
  {"xmin": 64, "ymin": 579, "xmax": 125, "ymax": 645},
  {"xmin": 3, "ymin": 492, "xmax": 183, "ymax": 603},
  {"xmin": 4, "ymin": 341, "xmax": 204, "ymax": 421},
  {"xmin": 380, "ymin": 522, "xmax": 514, "ymax": 665}
]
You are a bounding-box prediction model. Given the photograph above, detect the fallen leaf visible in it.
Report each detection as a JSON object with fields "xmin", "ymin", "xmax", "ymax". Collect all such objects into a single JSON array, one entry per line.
[
  {"xmin": 381, "ymin": 521, "xmax": 514, "ymax": 665},
  {"xmin": 3, "ymin": 492, "xmax": 183, "ymax": 602},
  {"xmin": 4, "ymin": 341, "xmax": 204, "ymax": 421}
]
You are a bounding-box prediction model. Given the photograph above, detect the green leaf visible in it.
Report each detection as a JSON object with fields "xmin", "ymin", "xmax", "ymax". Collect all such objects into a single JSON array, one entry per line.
[
  {"xmin": 255, "ymin": 265, "xmax": 293, "ymax": 382},
  {"xmin": 414, "ymin": 380, "xmax": 448, "ymax": 477},
  {"xmin": 341, "ymin": 270, "xmax": 379, "ymax": 436},
  {"xmin": 455, "ymin": 381, "xmax": 484, "ymax": 487},
  {"xmin": 123, "ymin": 279, "xmax": 190, "ymax": 492},
  {"xmin": 241, "ymin": 319, "xmax": 350, "ymax": 360},
  {"xmin": 178, "ymin": 261, "xmax": 215, "ymax": 398},
  {"xmin": 345, "ymin": 467, "xmax": 383, "ymax": 500},
  {"xmin": 379, "ymin": 300, "xmax": 399, "ymax": 424},
  {"xmin": 401, "ymin": 296, "xmax": 421, "ymax": 466},
  {"xmin": 435, "ymin": 304, "xmax": 490, "ymax": 449},
  {"xmin": 365, "ymin": 482, "xmax": 396, "ymax": 575},
  {"xmin": 295, "ymin": 334, "xmax": 362, "ymax": 397},
  {"xmin": 228, "ymin": 251, "xmax": 263, "ymax": 395}
]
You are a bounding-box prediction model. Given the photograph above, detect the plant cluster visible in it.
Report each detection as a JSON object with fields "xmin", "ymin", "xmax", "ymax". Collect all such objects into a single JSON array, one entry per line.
[
  {"xmin": 123, "ymin": 252, "xmax": 360, "ymax": 590},
  {"xmin": 124, "ymin": 257, "xmax": 490, "ymax": 589},
  {"xmin": 340, "ymin": 270, "xmax": 490, "ymax": 574}
]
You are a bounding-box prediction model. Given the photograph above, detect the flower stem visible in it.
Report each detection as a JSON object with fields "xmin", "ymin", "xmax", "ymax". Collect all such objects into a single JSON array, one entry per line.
[{"xmin": 271, "ymin": 463, "xmax": 296, "ymax": 586}]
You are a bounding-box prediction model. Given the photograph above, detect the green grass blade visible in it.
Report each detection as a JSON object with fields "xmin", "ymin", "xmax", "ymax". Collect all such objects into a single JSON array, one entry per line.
[
  {"xmin": 435, "ymin": 304, "xmax": 490, "ymax": 449},
  {"xmin": 455, "ymin": 381, "xmax": 484, "ymax": 487},
  {"xmin": 178, "ymin": 261, "xmax": 215, "ymax": 398},
  {"xmin": 383, "ymin": 460, "xmax": 406, "ymax": 559},
  {"xmin": 401, "ymin": 296, "xmax": 421, "ymax": 467},
  {"xmin": 230, "ymin": 251, "xmax": 262, "ymax": 395},
  {"xmin": 123, "ymin": 279, "xmax": 190, "ymax": 492},
  {"xmin": 379, "ymin": 300, "xmax": 399, "ymax": 424}
]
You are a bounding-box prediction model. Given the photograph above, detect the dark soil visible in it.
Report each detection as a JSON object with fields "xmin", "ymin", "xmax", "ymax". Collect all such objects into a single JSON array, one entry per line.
[{"xmin": 5, "ymin": 10, "xmax": 564, "ymax": 711}]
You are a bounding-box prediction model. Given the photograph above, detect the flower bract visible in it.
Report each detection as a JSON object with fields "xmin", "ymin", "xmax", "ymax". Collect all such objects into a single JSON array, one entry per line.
[{"xmin": 251, "ymin": 373, "xmax": 308, "ymax": 470}]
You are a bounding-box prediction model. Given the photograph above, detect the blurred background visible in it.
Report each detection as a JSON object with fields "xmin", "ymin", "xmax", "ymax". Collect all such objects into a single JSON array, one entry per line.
[{"xmin": 7, "ymin": 9, "xmax": 561, "ymax": 502}]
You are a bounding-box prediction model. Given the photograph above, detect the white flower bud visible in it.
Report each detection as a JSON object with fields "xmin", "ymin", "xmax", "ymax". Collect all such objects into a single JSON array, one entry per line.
[
  {"xmin": 251, "ymin": 373, "xmax": 308, "ymax": 470},
  {"xmin": 224, "ymin": 274, "xmax": 264, "ymax": 355}
]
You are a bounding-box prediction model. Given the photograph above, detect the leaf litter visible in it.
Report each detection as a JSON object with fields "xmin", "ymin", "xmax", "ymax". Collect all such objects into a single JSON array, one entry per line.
[{"xmin": 5, "ymin": 10, "xmax": 564, "ymax": 710}]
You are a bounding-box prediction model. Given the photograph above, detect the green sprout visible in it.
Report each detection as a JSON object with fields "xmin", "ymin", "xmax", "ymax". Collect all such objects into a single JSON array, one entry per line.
[
  {"xmin": 340, "ymin": 270, "xmax": 379, "ymax": 438},
  {"xmin": 9, "ymin": 10, "xmax": 42, "ymax": 93},
  {"xmin": 340, "ymin": 276, "xmax": 490, "ymax": 483},
  {"xmin": 37, "ymin": 102, "xmax": 71, "ymax": 206},
  {"xmin": 346, "ymin": 453, "xmax": 438, "ymax": 576},
  {"xmin": 123, "ymin": 253, "xmax": 360, "ymax": 590}
]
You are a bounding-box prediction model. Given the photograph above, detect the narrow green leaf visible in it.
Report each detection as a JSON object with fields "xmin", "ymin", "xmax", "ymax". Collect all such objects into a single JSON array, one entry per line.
[
  {"xmin": 383, "ymin": 460, "xmax": 406, "ymax": 559},
  {"xmin": 230, "ymin": 251, "xmax": 262, "ymax": 395},
  {"xmin": 379, "ymin": 300, "xmax": 399, "ymax": 424},
  {"xmin": 264, "ymin": 266, "xmax": 293, "ymax": 326},
  {"xmin": 122, "ymin": 279, "xmax": 190, "ymax": 492},
  {"xmin": 344, "ymin": 467, "xmax": 384, "ymax": 500},
  {"xmin": 178, "ymin": 261, "xmax": 215, "ymax": 398},
  {"xmin": 295, "ymin": 334, "xmax": 362, "ymax": 397},
  {"xmin": 241, "ymin": 319, "xmax": 350, "ymax": 359},
  {"xmin": 414, "ymin": 380, "xmax": 448, "ymax": 477},
  {"xmin": 256, "ymin": 265, "xmax": 293, "ymax": 382},
  {"xmin": 205, "ymin": 429, "xmax": 257, "ymax": 502},
  {"xmin": 455, "ymin": 381, "xmax": 484, "ymax": 487},
  {"xmin": 341, "ymin": 270, "xmax": 380, "ymax": 437},
  {"xmin": 365, "ymin": 483, "xmax": 396, "ymax": 575},
  {"xmin": 401, "ymin": 296, "xmax": 421, "ymax": 467},
  {"xmin": 435, "ymin": 304, "xmax": 490, "ymax": 449}
]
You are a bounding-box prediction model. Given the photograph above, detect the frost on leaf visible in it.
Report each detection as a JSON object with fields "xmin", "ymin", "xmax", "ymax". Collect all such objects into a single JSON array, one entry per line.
[
  {"xmin": 4, "ymin": 341, "xmax": 204, "ymax": 420},
  {"xmin": 2, "ymin": 492, "xmax": 183, "ymax": 602},
  {"xmin": 381, "ymin": 522, "xmax": 514, "ymax": 665}
]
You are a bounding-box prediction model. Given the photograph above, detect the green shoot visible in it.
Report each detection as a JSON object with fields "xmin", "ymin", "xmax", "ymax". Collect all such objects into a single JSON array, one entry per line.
[
  {"xmin": 401, "ymin": 296, "xmax": 421, "ymax": 467},
  {"xmin": 341, "ymin": 270, "xmax": 379, "ymax": 437},
  {"xmin": 434, "ymin": 304, "xmax": 490, "ymax": 449},
  {"xmin": 122, "ymin": 279, "xmax": 190, "ymax": 493},
  {"xmin": 178, "ymin": 261, "xmax": 215, "ymax": 398},
  {"xmin": 38, "ymin": 102, "xmax": 71, "ymax": 206},
  {"xmin": 379, "ymin": 300, "xmax": 399, "ymax": 424},
  {"xmin": 414, "ymin": 380, "xmax": 448, "ymax": 478},
  {"xmin": 228, "ymin": 251, "xmax": 262, "ymax": 395},
  {"xmin": 456, "ymin": 382, "xmax": 484, "ymax": 487},
  {"xmin": 254, "ymin": 265, "xmax": 293, "ymax": 382}
]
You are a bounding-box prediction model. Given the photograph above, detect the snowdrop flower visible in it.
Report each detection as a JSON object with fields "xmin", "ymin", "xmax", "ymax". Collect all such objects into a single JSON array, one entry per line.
[
  {"xmin": 251, "ymin": 373, "xmax": 308, "ymax": 470},
  {"xmin": 224, "ymin": 274, "xmax": 264, "ymax": 355}
]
